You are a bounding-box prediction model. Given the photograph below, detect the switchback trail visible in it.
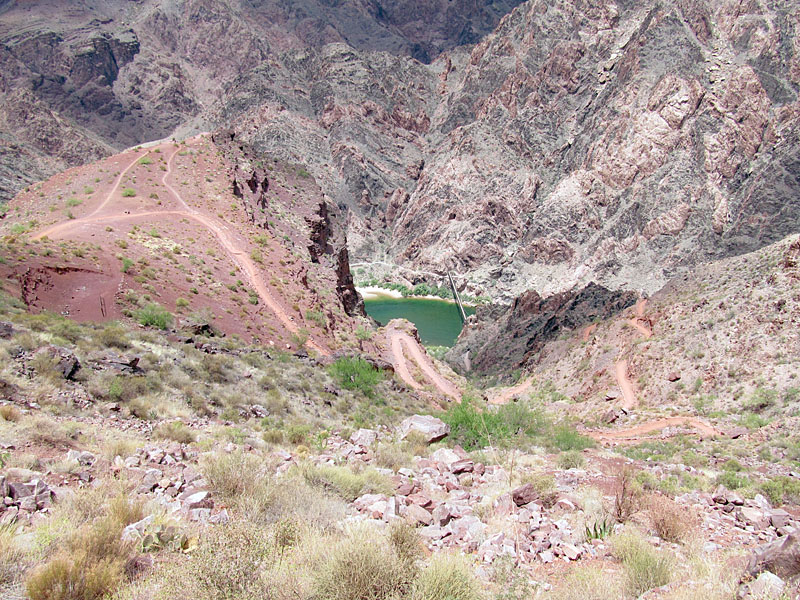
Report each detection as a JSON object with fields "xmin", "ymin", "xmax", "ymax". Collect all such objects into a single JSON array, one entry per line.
[
  {"xmin": 588, "ymin": 416, "xmax": 724, "ymax": 444},
  {"xmin": 32, "ymin": 140, "xmax": 329, "ymax": 356},
  {"xmin": 613, "ymin": 298, "xmax": 650, "ymax": 410},
  {"xmin": 385, "ymin": 321, "xmax": 461, "ymax": 402}
]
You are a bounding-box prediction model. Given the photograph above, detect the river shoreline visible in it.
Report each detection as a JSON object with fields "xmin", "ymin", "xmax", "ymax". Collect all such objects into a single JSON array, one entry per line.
[{"xmin": 356, "ymin": 286, "xmax": 470, "ymax": 305}]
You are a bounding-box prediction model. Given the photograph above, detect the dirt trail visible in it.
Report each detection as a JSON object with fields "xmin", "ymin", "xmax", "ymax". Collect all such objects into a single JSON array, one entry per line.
[
  {"xmin": 615, "ymin": 360, "xmax": 637, "ymax": 410},
  {"xmin": 488, "ymin": 377, "xmax": 534, "ymax": 405},
  {"xmin": 386, "ymin": 322, "xmax": 460, "ymax": 401},
  {"xmin": 31, "ymin": 140, "xmax": 329, "ymax": 356},
  {"xmin": 613, "ymin": 298, "xmax": 651, "ymax": 410},
  {"xmin": 589, "ymin": 416, "xmax": 723, "ymax": 443}
]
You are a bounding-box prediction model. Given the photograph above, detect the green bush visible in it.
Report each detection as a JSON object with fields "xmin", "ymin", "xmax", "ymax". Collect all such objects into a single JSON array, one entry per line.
[
  {"xmin": 556, "ymin": 450, "xmax": 586, "ymax": 469},
  {"xmin": 121, "ymin": 188, "xmax": 136, "ymax": 197},
  {"xmin": 439, "ymin": 397, "xmax": 549, "ymax": 451},
  {"xmin": 134, "ymin": 303, "xmax": 172, "ymax": 329},
  {"xmin": 612, "ymin": 530, "xmax": 672, "ymax": 596},
  {"xmin": 328, "ymin": 357, "xmax": 382, "ymax": 398},
  {"xmin": 301, "ymin": 464, "xmax": 392, "ymax": 502},
  {"xmin": 411, "ymin": 554, "xmax": 480, "ymax": 600},
  {"xmin": 551, "ymin": 424, "xmax": 595, "ymax": 451},
  {"xmin": 761, "ymin": 476, "xmax": 800, "ymax": 506},
  {"xmin": 153, "ymin": 421, "xmax": 196, "ymax": 444},
  {"xmin": 315, "ymin": 528, "xmax": 413, "ymax": 600},
  {"xmin": 716, "ymin": 471, "xmax": 750, "ymax": 490}
]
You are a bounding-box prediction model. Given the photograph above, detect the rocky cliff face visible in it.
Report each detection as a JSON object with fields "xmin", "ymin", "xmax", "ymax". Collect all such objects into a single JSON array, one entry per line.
[
  {"xmin": 446, "ymin": 283, "xmax": 637, "ymax": 376},
  {"xmin": 2, "ymin": 0, "xmax": 799, "ymax": 323}
]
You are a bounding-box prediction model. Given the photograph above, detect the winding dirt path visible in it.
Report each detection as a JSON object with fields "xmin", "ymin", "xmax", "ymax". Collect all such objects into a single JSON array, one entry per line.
[
  {"xmin": 588, "ymin": 416, "xmax": 723, "ymax": 443},
  {"xmin": 615, "ymin": 359, "xmax": 637, "ymax": 411},
  {"xmin": 488, "ymin": 377, "xmax": 534, "ymax": 405},
  {"xmin": 386, "ymin": 321, "xmax": 460, "ymax": 401},
  {"xmin": 32, "ymin": 140, "xmax": 329, "ymax": 356}
]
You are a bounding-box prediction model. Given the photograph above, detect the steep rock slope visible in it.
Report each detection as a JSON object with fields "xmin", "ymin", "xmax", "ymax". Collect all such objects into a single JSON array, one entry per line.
[
  {"xmin": 390, "ymin": 0, "xmax": 800, "ymax": 301},
  {"xmin": 0, "ymin": 0, "xmax": 524, "ymax": 201}
]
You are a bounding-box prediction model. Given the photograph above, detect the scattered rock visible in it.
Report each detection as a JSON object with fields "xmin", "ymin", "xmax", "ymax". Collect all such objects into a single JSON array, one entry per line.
[
  {"xmin": 398, "ymin": 415, "xmax": 450, "ymax": 443},
  {"xmin": 746, "ymin": 533, "xmax": 800, "ymax": 580},
  {"xmin": 406, "ymin": 503, "xmax": 433, "ymax": 526},
  {"xmin": 667, "ymin": 371, "xmax": 681, "ymax": 382},
  {"xmin": 350, "ymin": 428, "xmax": 378, "ymax": 447},
  {"xmin": 511, "ymin": 483, "xmax": 538, "ymax": 507}
]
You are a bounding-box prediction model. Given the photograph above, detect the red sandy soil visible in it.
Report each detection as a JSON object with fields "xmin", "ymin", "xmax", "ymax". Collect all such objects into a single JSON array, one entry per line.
[{"xmin": 2, "ymin": 136, "xmax": 358, "ymax": 353}]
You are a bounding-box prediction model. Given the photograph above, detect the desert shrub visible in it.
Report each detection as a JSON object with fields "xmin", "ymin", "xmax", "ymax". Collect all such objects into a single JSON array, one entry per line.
[
  {"xmin": 96, "ymin": 323, "xmax": 131, "ymax": 349},
  {"xmin": 138, "ymin": 156, "xmax": 153, "ymax": 165},
  {"xmin": 328, "ymin": 357, "xmax": 382, "ymax": 398},
  {"xmin": 107, "ymin": 375, "xmax": 148, "ymax": 403},
  {"xmin": 374, "ymin": 441, "xmax": 413, "ymax": 471},
  {"xmin": 175, "ymin": 297, "xmax": 190, "ymax": 309},
  {"xmin": 0, "ymin": 523, "xmax": 24, "ymax": 585},
  {"xmin": 389, "ymin": 521, "xmax": 423, "ymax": 566},
  {"xmin": 550, "ymin": 566, "xmax": 623, "ymax": 600},
  {"xmin": 411, "ymin": 553, "xmax": 479, "ymax": 600},
  {"xmin": 0, "ymin": 404, "xmax": 21, "ymax": 422},
  {"xmin": 134, "ymin": 303, "xmax": 172, "ymax": 329},
  {"xmin": 612, "ymin": 529, "xmax": 672, "ymax": 596},
  {"xmin": 761, "ymin": 476, "xmax": 800, "ymax": 506},
  {"xmin": 556, "ymin": 450, "xmax": 585, "ymax": 469},
  {"xmin": 613, "ymin": 467, "xmax": 640, "ymax": 523},
  {"xmin": 200, "ymin": 353, "xmax": 234, "ymax": 384},
  {"xmin": 121, "ymin": 188, "xmax": 136, "ymax": 197},
  {"xmin": 26, "ymin": 496, "xmax": 142, "ymax": 600},
  {"xmin": 301, "ymin": 464, "xmax": 392, "ymax": 502},
  {"xmin": 648, "ymin": 496, "xmax": 692, "ymax": 543},
  {"xmin": 23, "ymin": 417, "xmax": 75, "ymax": 448},
  {"xmin": 286, "ymin": 423, "xmax": 311, "ymax": 444},
  {"xmin": 315, "ymin": 528, "xmax": 413, "ymax": 600},
  {"xmin": 153, "ymin": 421, "xmax": 196, "ymax": 444},
  {"xmin": 154, "ymin": 520, "xmax": 276, "ymax": 600},
  {"xmin": 201, "ymin": 451, "xmax": 264, "ymax": 499}
]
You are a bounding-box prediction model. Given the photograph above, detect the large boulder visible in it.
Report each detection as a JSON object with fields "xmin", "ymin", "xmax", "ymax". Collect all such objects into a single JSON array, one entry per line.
[
  {"xmin": 398, "ymin": 415, "xmax": 449, "ymax": 444},
  {"xmin": 746, "ymin": 533, "xmax": 800, "ymax": 580}
]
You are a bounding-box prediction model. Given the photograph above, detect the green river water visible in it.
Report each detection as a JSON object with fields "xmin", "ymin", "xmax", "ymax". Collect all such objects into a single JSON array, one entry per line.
[{"xmin": 364, "ymin": 296, "xmax": 475, "ymax": 347}]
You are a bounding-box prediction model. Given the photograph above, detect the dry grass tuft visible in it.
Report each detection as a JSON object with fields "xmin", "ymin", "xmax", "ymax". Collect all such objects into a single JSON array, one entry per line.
[{"xmin": 648, "ymin": 495, "xmax": 694, "ymax": 543}]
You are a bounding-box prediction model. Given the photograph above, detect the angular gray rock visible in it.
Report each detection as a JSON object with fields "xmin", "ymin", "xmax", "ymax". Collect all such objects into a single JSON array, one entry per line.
[{"xmin": 398, "ymin": 415, "xmax": 449, "ymax": 444}]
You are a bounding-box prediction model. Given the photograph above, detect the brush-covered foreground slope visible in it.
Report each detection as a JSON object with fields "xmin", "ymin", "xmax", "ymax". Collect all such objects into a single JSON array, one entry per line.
[
  {"xmin": 1, "ymin": 284, "xmax": 800, "ymax": 600},
  {"xmin": 0, "ymin": 133, "xmax": 370, "ymax": 353}
]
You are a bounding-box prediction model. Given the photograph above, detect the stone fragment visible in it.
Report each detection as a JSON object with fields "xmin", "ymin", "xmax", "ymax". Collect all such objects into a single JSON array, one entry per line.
[
  {"xmin": 511, "ymin": 483, "xmax": 538, "ymax": 507},
  {"xmin": 430, "ymin": 448, "xmax": 461, "ymax": 469},
  {"xmin": 742, "ymin": 571, "xmax": 785, "ymax": 600},
  {"xmin": 738, "ymin": 507, "xmax": 769, "ymax": 530},
  {"xmin": 350, "ymin": 428, "xmax": 378, "ymax": 447},
  {"xmin": 183, "ymin": 491, "xmax": 213, "ymax": 510},
  {"xmin": 667, "ymin": 371, "xmax": 681, "ymax": 382},
  {"xmin": 747, "ymin": 533, "xmax": 800, "ymax": 579},
  {"xmin": 769, "ymin": 509, "xmax": 790, "ymax": 529},
  {"xmin": 450, "ymin": 459, "xmax": 474, "ymax": 474},
  {"xmin": 561, "ymin": 543, "xmax": 581, "ymax": 560},
  {"xmin": 398, "ymin": 415, "xmax": 450, "ymax": 443},
  {"xmin": 406, "ymin": 503, "xmax": 433, "ymax": 525}
]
